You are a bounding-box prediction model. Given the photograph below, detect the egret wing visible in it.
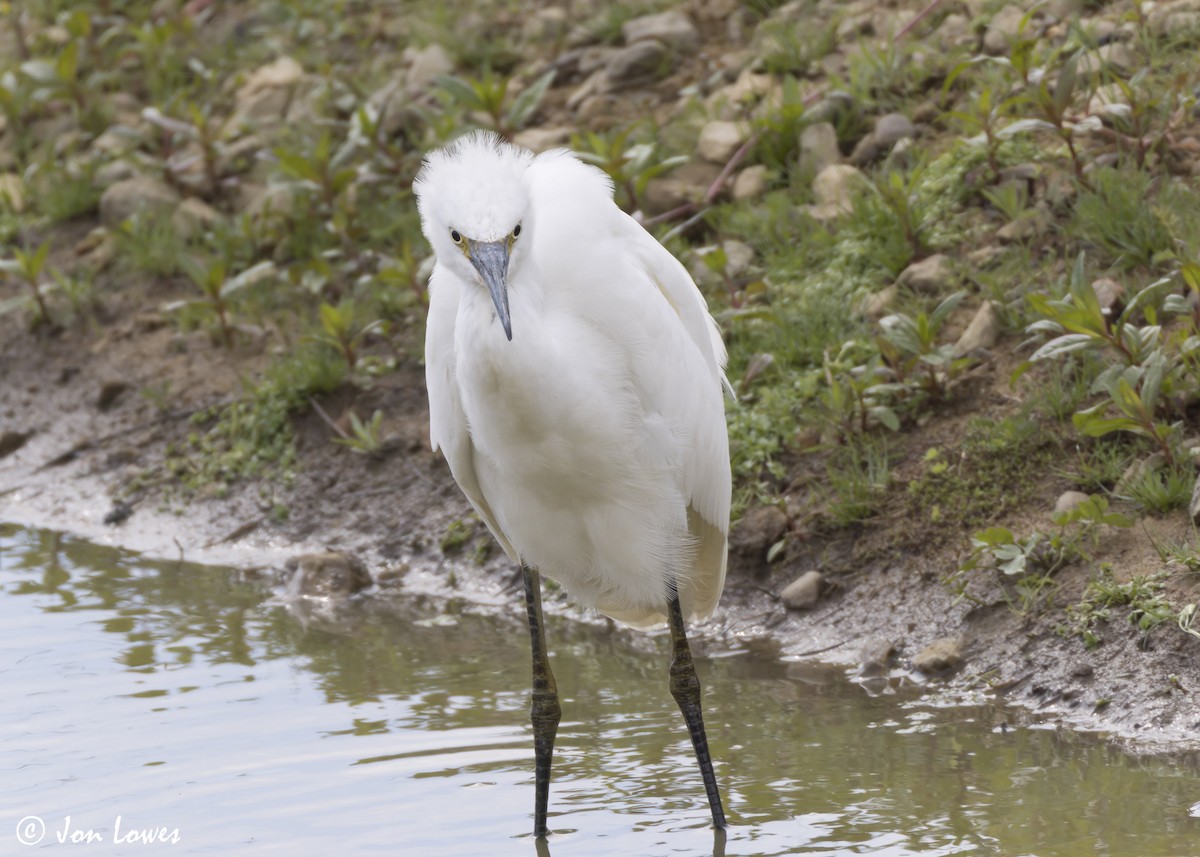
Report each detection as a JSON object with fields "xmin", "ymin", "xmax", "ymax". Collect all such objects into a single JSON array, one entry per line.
[
  {"xmin": 625, "ymin": 219, "xmax": 732, "ymax": 619},
  {"xmin": 425, "ymin": 268, "xmax": 517, "ymax": 559}
]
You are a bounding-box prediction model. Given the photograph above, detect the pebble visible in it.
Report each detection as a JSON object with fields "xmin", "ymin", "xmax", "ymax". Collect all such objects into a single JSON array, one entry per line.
[
  {"xmin": 697, "ymin": 120, "xmax": 746, "ymax": 164},
  {"xmin": 953, "ymin": 301, "xmax": 1001, "ymax": 356},
  {"xmin": 857, "ymin": 636, "xmax": 896, "ymax": 677},
  {"xmin": 96, "ymin": 380, "xmax": 130, "ymax": 412},
  {"xmin": 912, "ymin": 636, "xmax": 965, "ymax": 672},
  {"xmin": 405, "ymin": 43, "xmax": 454, "ymax": 91},
  {"xmin": 811, "ymin": 164, "xmax": 865, "ymax": 211},
  {"xmin": 0, "ymin": 430, "xmax": 30, "ymax": 459},
  {"xmin": 729, "ymin": 504, "xmax": 788, "ymax": 558},
  {"xmin": 289, "ymin": 551, "xmax": 373, "ymax": 599},
  {"xmin": 171, "ymin": 198, "xmax": 223, "ymax": 240},
  {"xmin": 798, "ymin": 122, "xmax": 841, "ymax": 177},
  {"xmin": 897, "ymin": 254, "xmax": 957, "ymax": 294},
  {"xmin": 984, "ymin": 5, "xmax": 1028, "ymax": 55},
  {"xmin": 732, "ymin": 164, "xmax": 769, "ymax": 200},
  {"xmin": 622, "ymin": 9, "xmax": 700, "ymax": 51},
  {"xmin": 1055, "ymin": 491, "xmax": 1091, "ymax": 515},
  {"xmin": 603, "ymin": 40, "xmax": 669, "ymax": 87},
  {"xmin": 860, "ymin": 284, "xmax": 898, "ymax": 320},
  {"xmin": 98, "ymin": 176, "xmax": 180, "ymax": 226},
  {"xmin": 781, "ymin": 570, "xmax": 824, "ymax": 610},
  {"xmin": 873, "ymin": 112, "xmax": 916, "ymax": 149}
]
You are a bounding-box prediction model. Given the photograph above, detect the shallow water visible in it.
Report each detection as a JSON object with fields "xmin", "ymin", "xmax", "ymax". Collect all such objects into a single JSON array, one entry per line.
[{"xmin": 2, "ymin": 523, "xmax": 1198, "ymax": 857}]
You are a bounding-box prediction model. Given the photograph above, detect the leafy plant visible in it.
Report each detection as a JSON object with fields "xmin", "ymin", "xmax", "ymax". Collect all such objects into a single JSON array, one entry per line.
[
  {"xmin": 313, "ymin": 301, "xmax": 384, "ymax": 372},
  {"xmin": 333, "ymin": 409, "xmax": 386, "ymax": 455},
  {"xmin": 435, "ymin": 68, "xmax": 555, "ymax": 138},
  {"xmin": 573, "ymin": 125, "xmax": 687, "ymax": 213},
  {"xmin": 169, "ymin": 259, "xmax": 276, "ymax": 348},
  {"xmin": 877, "ymin": 291, "xmax": 968, "ymax": 399},
  {"xmin": 0, "ymin": 241, "xmax": 53, "ymax": 323}
]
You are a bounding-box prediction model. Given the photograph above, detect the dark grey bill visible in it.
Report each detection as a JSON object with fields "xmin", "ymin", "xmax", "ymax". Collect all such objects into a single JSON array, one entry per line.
[{"xmin": 469, "ymin": 240, "xmax": 512, "ymax": 341}]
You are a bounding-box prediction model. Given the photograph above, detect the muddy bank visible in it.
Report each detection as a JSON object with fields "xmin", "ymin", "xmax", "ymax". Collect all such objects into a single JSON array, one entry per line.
[{"xmin": 3, "ymin": 321, "xmax": 1199, "ymax": 762}]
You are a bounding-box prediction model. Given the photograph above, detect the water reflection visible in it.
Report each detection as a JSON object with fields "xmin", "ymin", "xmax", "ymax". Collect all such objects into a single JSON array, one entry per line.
[{"xmin": 2, "ymin": 523, "xmax": 1199, "ymax": 857}]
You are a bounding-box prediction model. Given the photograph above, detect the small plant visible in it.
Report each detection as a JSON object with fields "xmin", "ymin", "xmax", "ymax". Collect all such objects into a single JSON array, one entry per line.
[
  {"xmin": 814, "ymin": 344, "xmax": 901, "ymax": 440},
  {"xmin": 1071, "ymin": 168, "xmax": 1174, "ymax": 270},
  {"xmin": 1121, "ymin": 460, "xmax": 1195, "ymax": 514},
  {"xmin": 169, "ymin": 258, "xmax": 276, "ymax": 348},
  {"xmin": 1062, "ymin": 567, "xmax": 1173, "ymax": 648},
  {"xmin": 313, "ymin": 301, "xmax": 385, "ymax": 372},
  {"xmin": 333, "ymin": 410, "xmax": 386, "ymax": 455},
  {"xmin": 0, "ymin": 241, "xmax": 53, "ymax": 324},
  {"xmin": 825, "ymin": 439, "xmax": 891, "ymax": 525},
  {"xmin": 573, "ymin": 125, "xmax": 687, "ymax": 213},
  {"xmin": 435, "ymin": 68, "xmax": 555, "ymax": 139},
  {"xmin": 877, "ymin": 291, "xmax": 968, "ymax": 400}
]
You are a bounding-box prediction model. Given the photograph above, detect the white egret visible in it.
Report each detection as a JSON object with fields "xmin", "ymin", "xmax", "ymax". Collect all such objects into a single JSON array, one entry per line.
[{"xmin": 415, "ymin": 130, "xmax": 731, "ymax": 837}]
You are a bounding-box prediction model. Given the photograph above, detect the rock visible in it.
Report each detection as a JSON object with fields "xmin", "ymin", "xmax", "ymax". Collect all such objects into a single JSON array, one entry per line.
[
  {"xmin": 798, "ymin": 122, "xmax": 840, "ymax": 177},
  {"xmin": 641, "ymin": 160, "xmax": 721, "ymax": 216},
  {"xmin": 405, "ymin": 43, "xmax": 454, "ymax": 91},
  {"xmin": 1148, "ymin": 0, "xmax": 1200, "ymax": 36},
  {"xmin": 603, "ymin": 40, "xmax": 669, "ymax": 87},
  {"xmin": 621, "ymin": 9, "xmax": 699, "ymax": 51},
  {"xmin": 171, "ymin": 197, "xmax": 223, "ymax": 240},
  {"xmin": 1091, "ymin": 277, "xmax": 1125, "ymax": 317},
  {"xmin": 912, "ymin": 636, "xmax": 965, "ymax": 672},
  {"xmin": 1190, "ymin": 475, "xmax": 1200, "ymax": 525},
  {"xmin": 290, "ymin": 551, "xmax": 373, "ymax": 599},
  {"xmin": 232, "ymin": 56, "xmax": 304, "ymax": 128},
  {"xmin": 732, "ymin": 164, "xmax": 769, "ymax": 200},
  {"xmin": 1055, "ymin": 491, "xmax": 1091, "ymax": 515},
  {"xmin": 897, "ymin": 254, "xmax": 957, "ymax": 294},
  {"xmin": 1118, "ymin": 452, "xmax": 1166, "ymax": 492},
  {"xmin": 997, "ymin": 215, "xmax": 1040, "ymax": 243},
  {"xmin": 938, "ymin": 13, "xmax": 972, "ymax": 49},
  {"xmin": 730, "ymin": 504, "xmax": 788, "ymax": 557},
  {"xmin": 99, "ymin": 176, "xmax": 180, "ymax": 226},
  {"xmin": 722, "ymin": 240, "xmax": 755, "ymax": 278},
  {"xmin": 90, "ymin": 124, "xmax": 139, "ymax": 157},
  {"xmin": 524, "ymin": 6, "xmax": 569, "ymax": 41},
  {"xmin": 848, "ymin": 134, "xmax": 883, "ymax": 167},
  {"xmin": 103, "ymin": 501, "xmax": 134, "ymax": 526},
  {"xmin": 984, "ymin": 5, "xmax": 1027, "ymax": 55},
  {"xmin": 953, "ymin": 301, "xmax": 1000, "ymax": 356},
  {"xmin": 0, "ymin": 172, "xmax": 24, "ymax": 212},
  {"xmin": 859, "ymin": 284, "xmax": 898, "ymax": 320},
  {"xmin": 511, "ymin": 126, "xmax": 574, "ymax": 152},
  {"xmin": 96, "ymin": 380, "xmax": 130, "ymax": 412},
  {"xmin": 697, "ymin": 120, "xmax": 745, "ymax": 164},
  {"xmin": 1077, "ymin": 42, "xmax": 1136, "ymax": 75},
  {"xmin": 857, "ymin": 636, "xmax": 896, "ymax": 677},
  {"xmin": 0, "ymin": 430, "xmax": 30, "ymax": 459},
  {"xmin": 811, "ymin": 164, "xmax": 865, "ymax": 213},
  {"xmin": 781, "ymin": 571, "xmax": 824, "ymax": 610},
  {"xmin": 966, "ymin": 245, "xmax": 1006, "ymax": 268},
  {"xmin": 1089, "ymin": 82, "xmax": 1130, "ymax": 119},
  {"xmin": 94, "ymin": 160, "xmax": 140, "ymax": 188},
  {"xmin": 874, "ymin": 112, "xmax": 916, "ymax": 149}
]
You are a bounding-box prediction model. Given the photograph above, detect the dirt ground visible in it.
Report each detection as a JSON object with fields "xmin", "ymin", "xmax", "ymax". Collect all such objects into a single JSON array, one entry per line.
[{"xmin": 3, "ymin": 277, "xmax": 1200, "ymax": 763}]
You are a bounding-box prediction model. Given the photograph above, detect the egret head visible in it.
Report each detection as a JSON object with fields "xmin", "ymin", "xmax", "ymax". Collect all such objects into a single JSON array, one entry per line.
[{"xmin": 414, "ymin": 131, "xmax": 533, "ymax": 341}]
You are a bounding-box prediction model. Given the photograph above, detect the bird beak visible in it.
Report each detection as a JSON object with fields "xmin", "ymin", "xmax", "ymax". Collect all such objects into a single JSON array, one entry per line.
[{"xmin": 469, "ymin": 240, "xmax": 513, "ymax": 341}]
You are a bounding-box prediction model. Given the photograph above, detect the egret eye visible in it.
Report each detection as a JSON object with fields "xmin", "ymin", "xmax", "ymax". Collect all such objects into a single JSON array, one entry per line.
[
  {"xmin": 512, "ymin": 224, "xmax": 522, "ymax": 239},
  {"xmin": 450, "ymin": 228, "xmax": 463, "ymax": 244}
]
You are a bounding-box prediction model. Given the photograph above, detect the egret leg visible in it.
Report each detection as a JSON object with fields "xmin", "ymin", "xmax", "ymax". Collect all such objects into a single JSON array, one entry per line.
[
  {"xmin": 667, "ymin": 589, "xmax": 727, "ymax": 830},
  {"xmin": 522, "ymin": 565, "xmax": 561, "ymax": 838}
]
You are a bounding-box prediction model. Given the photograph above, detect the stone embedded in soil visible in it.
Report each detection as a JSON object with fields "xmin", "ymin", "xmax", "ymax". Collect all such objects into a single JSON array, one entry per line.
[
  {"xmin": 697, "ymin": 120, "xmax": 746, "ymax": 165},
  {"xmin": 953, "ymin": 301, "xmax": 1001, "ymax": 357},
  {"xmin": 857, "ymin": 636, "xmax": 896, "ymax": 677},
  {"xmin": 512, "ymin": 126, "xmax": 574, "ymax": 152},
  {"xmin": 0, "ymin": 430, "xmax": 30, "ymax": 459},
  {"xmin": 1148, "ymin": 0, "xmax": 1200, "ymax": 36},
  {"xmin": 731, "ymin": 164, "xmax": 769, "ymax": 200},
  {"xmin": 798, "ymin": 122, "xmax": 841, "ymax": 177},
  {"xmin": 1055, "ymin": 491, "xmax": 1091, "ymax": 515},
  {"xmin": 404, "ymin": 44, "xmax": 454, "ymax": 91},
  {"xmin": 621, "ymin": 9, "xmax": 699, "ymax": 51},
  {"xmin": 98, "ymin": 176, "xmax": 181, "ymax": 227},
  {"xmin": 897, "ymin": 254, "xmax": 957, "ymax": 295},
  {"xmin": 96, "ymin": 380, "xmax": 131, "ymax": 412},
  {"xmin": 1091, "ymin": 277, "xmax": 1125, "ymax": 317},
  {"xmin": 290, "ymin": 551, "xmax": 373, "ymax": 599},
  {"xmin": 873, "ymin": 113, "xmax": 916, "ymax": 149},
  {"xmin": 810, "ymin": 164, "xmax": 865, "ymax": 216},
  {"xmin": 781, "ymin": 571, "xmax": 823, "ymax": 610},
  {"xmin": 722, "ymin": 240, "xmax": 756, "ymax": 278},
  {"xmin": 1189, "ymin": 475, "xmax": 1200, "ymax": 526},
  {"xmin": 729, "ymin": 504, "xmax": 788, "ymax": 559},
  {"xmin": 641, "ymin": 160, "xmax": 721, "ymax": 216},
  {"xmin": 983, "ymin": 5, "xmax": 1028, "ymax": 56},
  {"xmin": 603, "ymin": 40, "xmax": 670, "ymax": 88},
  {"xmin": 997, "ymin": 215, "xmax": 1041, "ymax": 244},
  {"xmin": 1077, "ymin": 42, "xmax": 1136, "ymax": 75},
  {"xmin": 231, "ymin": 56, "xmax": 305, "ymax": 129},
  {"xmin": 859, "ymin": 284, "xmax": 898, "ymax": 320},
  {"xmin": 171, "ymin": 198, "xmax": 224, "ymax": 240},
  {"xmin": 1118, "ymin": 452, "xmax": 1166, "ymax": 493},
  {"xmin": 912, "ymin": 637, "xmax": 966, "ymax": 673}
]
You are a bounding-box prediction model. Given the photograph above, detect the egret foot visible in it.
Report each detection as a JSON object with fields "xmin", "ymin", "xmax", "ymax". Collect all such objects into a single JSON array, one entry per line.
[
  {"xmin": 522, "ymin": 566, "xmax": 561, "ymax": 838},
  {"xmin": 667, "ymin": 591, "xmax": 727, "ymax": 830}
]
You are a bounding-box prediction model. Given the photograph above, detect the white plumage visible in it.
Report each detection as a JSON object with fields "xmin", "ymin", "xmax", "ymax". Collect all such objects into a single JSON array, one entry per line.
[{"xmin": 415, "ymin": 131, "xmax": 731, "ymax": 628}]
